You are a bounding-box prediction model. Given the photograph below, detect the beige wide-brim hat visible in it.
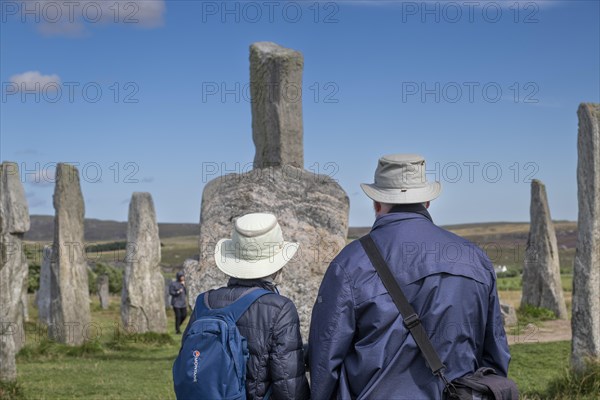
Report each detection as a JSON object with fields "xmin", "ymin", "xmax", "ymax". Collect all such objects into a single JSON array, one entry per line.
[
  {"xmin": 214, "ymin": 213, "xmax": 299, "ymax": 279},
  {"xmin": 361, "ymin": 154, "xmax": 442, "ymax": 204}
]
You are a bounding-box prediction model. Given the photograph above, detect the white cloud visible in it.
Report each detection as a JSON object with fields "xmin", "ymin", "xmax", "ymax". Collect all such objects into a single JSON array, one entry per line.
[
  {"xmin": 26, "ymin": 0, "xmax": 166, "ymax": 36},
  {"xmin": 9, "ymin": 71, "xmax": 61, "ymax": 92},
  {"xmin": 135, "ymin": 0, "xmax": 167, "ymax": 28}
]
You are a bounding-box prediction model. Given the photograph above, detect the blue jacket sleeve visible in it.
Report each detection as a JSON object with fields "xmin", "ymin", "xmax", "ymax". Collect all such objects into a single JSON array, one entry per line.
[
  {"xmin": 481, "ymin": 272, "xmax": 511, "ymax": 376},
  {"xmin": 308, "ymin": 261, "xmax": 355, "ymax": 400}
]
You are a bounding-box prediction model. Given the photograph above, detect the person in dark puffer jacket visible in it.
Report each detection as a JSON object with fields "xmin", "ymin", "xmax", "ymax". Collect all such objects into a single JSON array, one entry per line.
[{"xmin": 183, "ymin": 213, "xmax": 310, "ymax": 400}]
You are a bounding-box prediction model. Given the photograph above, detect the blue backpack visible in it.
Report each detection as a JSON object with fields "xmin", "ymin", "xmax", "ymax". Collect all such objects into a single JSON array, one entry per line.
[{"xmin": 173, "ymin": 288, "xmax": 273, "ymax": 400}]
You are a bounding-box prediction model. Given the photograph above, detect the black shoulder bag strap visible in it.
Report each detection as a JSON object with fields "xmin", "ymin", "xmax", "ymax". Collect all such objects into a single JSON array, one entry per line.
[{"xmin": 359, "ymin": 234, "xmax": 458, "ymax": 398}]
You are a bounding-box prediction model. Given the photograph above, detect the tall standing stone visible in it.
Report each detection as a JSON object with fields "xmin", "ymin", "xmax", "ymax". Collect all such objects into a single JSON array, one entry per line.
[
  {"xmin": 36, "ymin": 246, "xmax": 53, "ymax": 325},
  {"xmin": 572, "ymin": 103, "xmax": 600, "ymax": 371},
  {"xmin": 121, "ymin": 192, "xmax": 167, "ymax": 334},
  {"xmin": 97, "ymin": 274, "xmax": 110, "ymax": 310},
  {"xmin": 21, "ymin": 283, "xmax": 29, "ymax": 323},
  {"xmin": 14, "ymin": 276, "xmax": 29, "ymax": 352},
  {"xmin": 500, "ymin": 303, "xmax": 517, "ymax": 327},
  {"xmin": 521, "ymin": 179, "xmax": 568, "ymax": 319},
  {"xmin": 190, "ymin": 44, "xmax": 349, "ymax": 338},
  {"xmin": 251, "ymin": 42, "xmax": 304, "ymax": 169},
  {"xmin": 49, "ymin": 163, "xmax": 91, "ymax": 345},
  {"xmin": 0, "ymin": 162, "xmax": 30, "ymax": 382},
  {"xmin": 164, "ymin": 276, "xmax": 173, "ymax": 309}
]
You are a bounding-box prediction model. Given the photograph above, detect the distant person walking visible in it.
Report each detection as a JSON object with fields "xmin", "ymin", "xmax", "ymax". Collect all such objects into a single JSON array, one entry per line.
[
  {"xmin": 309, "ymin": 154, "xmax": 512, "ymax": 399},
  {"xmin": 169, "ymin": 271, "xmax": 187, "ymax": 334}
]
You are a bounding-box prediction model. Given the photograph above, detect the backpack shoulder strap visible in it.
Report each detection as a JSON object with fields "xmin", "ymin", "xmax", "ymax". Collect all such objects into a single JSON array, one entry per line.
[
  {"xmin": 227, "ymin": 288, "xmax": 273, "ymax": 322},
  {"xmin": 193, "ymin": 292, "xmax": 210, "ymax": 318}
]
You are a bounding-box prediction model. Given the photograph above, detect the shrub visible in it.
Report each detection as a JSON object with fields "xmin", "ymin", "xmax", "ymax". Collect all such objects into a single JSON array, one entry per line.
[
  {"xmin": 496, "ymin": 269, "xmax": 519, "ymax": 278},
  {"xmin": 543, "ymin": 361, "xmax": 600, "ymax": 399},
  {"xmin": 518, "ymin": 304, "xmax": 558, "ymax": 324},
  {"xmin": 85, "ymin": 241, "xmax": 127, "ymax": 253},
  {"xmin": 0, "ymin": 380, "xmax": 26, "ymax": 400},
  {"xmin": 27, "ymin": 262, "xmax": 40, "ymax": 293},
  {"xmin": 93, "ymin": 262, "xmax": 123, "ymax": 294},
  {"xmin": 88, "ymin": 268, "xmax": 98, "ymax": 295},
  {"xmin": 497, "ymin": 276, "xmax": 522, "ymax": 291}
]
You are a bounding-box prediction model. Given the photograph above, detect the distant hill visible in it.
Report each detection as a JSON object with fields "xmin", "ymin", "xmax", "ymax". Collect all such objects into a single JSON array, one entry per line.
[
  {"xmin": 26, "ymin": 215, "xmax": 578, "ymax": 250},
  {"xmin": 24, "ymin": 215, "xmax": 199, "ymax": 242},
  {"xmin": 349, "ymin": 221, "xmax": 578, "ymax": 249}
]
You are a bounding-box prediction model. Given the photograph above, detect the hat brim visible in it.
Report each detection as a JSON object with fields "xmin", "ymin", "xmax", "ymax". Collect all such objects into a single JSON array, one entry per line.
[
  {"xmin": 214, "ymin": 238, "xmax": 299, "ymax": 279},
  {"xmin": 360, "ymin": 181, "xmax": 442, "ymax": 204}
]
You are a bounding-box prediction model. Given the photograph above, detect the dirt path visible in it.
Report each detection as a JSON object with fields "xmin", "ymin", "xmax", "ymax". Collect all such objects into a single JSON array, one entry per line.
[
  {"xmin": 499, "ymin": 291, "xmax": 572, "ymax": 345},
  {"xmin": 506, "ymin": 319, "xmax": 572, "ymax": 345}
]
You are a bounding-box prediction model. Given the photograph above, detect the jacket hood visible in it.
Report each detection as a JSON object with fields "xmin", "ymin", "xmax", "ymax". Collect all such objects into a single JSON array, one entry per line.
[{"xmin": 176, "ymin": 271, "xmax": 184, "ymax": 280}]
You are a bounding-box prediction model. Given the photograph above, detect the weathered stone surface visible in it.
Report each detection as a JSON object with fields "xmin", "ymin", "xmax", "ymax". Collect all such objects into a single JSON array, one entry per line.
[
  {"xmin": 182, "ymin": 259, "xmax": 199, "ymax": 304},
  {"xmin": 121, "ymin": 192, "xmax": 167, "ymax": 334},
  {"xmin": 49, "ymin": 163, "xmax": 91, "ymax": 345},
  {"xmin": 0, "ymin": 162, "xmax": 30, "ymax": 381},
  {"xmin": 36, "ymin": 246, "xmax": 53, "ymax": 325},
  {"xmin": 15, "ymin": 276, "xmax": 29, "ymax": 352},
  {"xmin": 189, "ymin": 166, "xmax": 349, "ymax": 337},
  {"xmin": 97, "ymin": 274, "xmax": 110, "ymax": 310},
  {"xmin": 191, "ymin": 44, "xmax": 349, "ymax": 338},
  {"xmin": 0, "ymin": 314, "xmax": 17, "ymax": 382},
  {"xmin": 251, "ymin": 42, "xmax": 304, "ymax": 169},
  {"xmin": 521, "ymin": 179, "xmax": 568, "ymax": 319},
  {"xmin": 164, "ymin": 276, "xmax": 173, "ymax": 308},
  {"xmin": 21, "ymin": 283, "xmax": 29, "ymax": 323},
  {"xmin": 500, "ymin": 303, "xmax": 517, "ymax": 326},
  {"xmin": 0, "ymin": 162, "xmax": 30, "ymax": 234},
  {"xmin": 0, "ymin": 238, "xmax": 27, "ymax": 371},
  {"xmin": 572, "ymin": 103, "xmax": 600, "ymax": 371}
]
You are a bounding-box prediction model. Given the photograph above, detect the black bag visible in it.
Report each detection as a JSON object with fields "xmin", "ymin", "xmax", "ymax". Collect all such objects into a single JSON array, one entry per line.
[
  {"xmin": 359, "ymin": 235, "xmax": 519, "ymax": 400},
  {"xmin": 448, "ymin": 367, "xmax": 519, "ymax": 399}
]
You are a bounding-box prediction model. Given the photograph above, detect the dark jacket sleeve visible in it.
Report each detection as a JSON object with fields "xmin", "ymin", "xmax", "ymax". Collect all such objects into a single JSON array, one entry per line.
[
  {"xmin": 269, "ymin": 299, "xmax": 310, "ymax": 400},
  {"xmin": 169, "ymin": 282, "xmax": 180, "ymax": 297},
  {"xmin": 481, "ymin": 267, "xmax": 511, "ymax": 376},
  {"xmin": 308, "ymin": 261, "xmax": 355, "ymax": 400}
]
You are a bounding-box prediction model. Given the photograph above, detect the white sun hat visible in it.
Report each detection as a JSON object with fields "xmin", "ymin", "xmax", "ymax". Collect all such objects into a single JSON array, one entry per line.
[
  {"xmin": 360, "ymin": 154, "xmax": 442, "ymax": 204},
  {"xmin": 214, "ymin": 213, "xmax": 299, "ymax": 279}
]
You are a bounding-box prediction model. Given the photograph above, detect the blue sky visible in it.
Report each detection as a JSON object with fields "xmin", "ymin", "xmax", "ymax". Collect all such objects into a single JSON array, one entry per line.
[{"xmin": 1, "ymin": 0, "xmax": 599, "ymax": 227}]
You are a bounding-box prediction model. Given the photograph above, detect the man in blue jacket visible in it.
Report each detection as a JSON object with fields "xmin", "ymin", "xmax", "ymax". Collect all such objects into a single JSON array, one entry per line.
[{"xmin": 309, "ymin": 154, "xmax": 511, "ymax": 400}]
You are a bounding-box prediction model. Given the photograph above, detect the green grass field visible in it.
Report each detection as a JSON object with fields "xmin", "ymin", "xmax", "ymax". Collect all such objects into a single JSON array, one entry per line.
[
  {"xmin": 8, "ymin": 295, "xmax": 597, "ymax": 400},
  {"xmin": 14, "ymin": 298, "xmax": 180, "ymax": 400},
  {"xmin": 12, "ymin": 230, "xmax": 594, "ymax": 399},
  {"xmin": 75, "ymin": 235, "xmax": 199, "ymax": 271},
  {"xmin": 497, "ymin": 274, "xmax": 573, "ymax": 292}
]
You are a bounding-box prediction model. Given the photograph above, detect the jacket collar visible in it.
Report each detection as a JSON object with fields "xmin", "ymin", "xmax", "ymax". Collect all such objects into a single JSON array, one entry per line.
[
  {"xmin": 227, "ymin": 277, "xmax": 278, "ymax": 292},
  {"xmin": 372, "ymin": 204, "xmax": 433, "ymax": 232}
]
